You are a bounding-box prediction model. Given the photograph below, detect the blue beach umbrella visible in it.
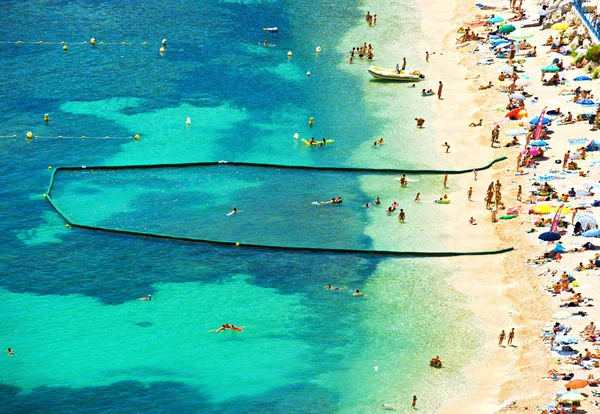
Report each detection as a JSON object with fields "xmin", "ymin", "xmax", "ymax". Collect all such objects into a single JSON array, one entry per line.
[
  {"xmin": 539, "ymin": 231, "xmax": 561, "ymax": 241},
  {"xmin": 530, "ymin": 140, "xmax": 549, "ymax": 146},
  {"xmin": 488, "ymin": 16, "xmax": 504, "ymax": 23},
  {"xmin": 574, "ymin": 76, "xmax": 592, "ymax": 81},
  {"xmin": 529, "ymin": 116, "xmax": 551, "ymax": 125},
  {"xmin": 583, "ymin": 229, "xmax": 600, "ymax": 238},
  {"xmin": 577, "ymin": 99, "xmax": 596, "ymax": 105}
]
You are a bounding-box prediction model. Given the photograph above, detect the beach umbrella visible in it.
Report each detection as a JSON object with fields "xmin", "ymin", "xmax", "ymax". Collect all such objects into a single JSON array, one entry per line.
[
  {"xmin": 538, "ymin": 231, "xmax": 561, "ymax": 241},
  {"xmin": 575, "ymin": 213, "xmax": 597, "ymax": 229},
  {"xmin": 577, "ymin": 99, "xmax": 596, "ymax": 105},
  {"xmin": 558, "ymin": 390, "xmax": 585, "ymax": 402},
  {"xmin": 509, "ymin": 93, "xmax": 525, "ymax": 100},
  {"xmin": 541, "ymin": 64, "xmax": 560, "ymax": 73},
  {"xmin": 565, "ymin": 379, "xmax": 588, "ymax": 390},
  {"xmin": 530, "ymin": 140, "xmax": 549, "ymax": 146},
  {"xmin": 494, "ymin": 43, "xmax": 510, "ymax": 49},
  {"xmin": 553, "ymin": 310, "xmax": 572, "ymax": 319},
  {"xmin": 529, "ymin": 116, "xmax": 551, "ymax": 125},
  {"xmin": 522, "ymin": 147, "xmax": 541, "ymax": 156},
  {"xmin": 499, "ymin": 24, "xmax": 516, "ymax": 33},
  {"xmin": 552, "ymin": 23, "xmax": 569, "ymax": 31},
  {"xmin": 574, "ymin": 76, "xmax": 591, "ymax": 81},
  {"xmin": 488, "ymin": 16, "xmax": 504, "ymax": 23},
  {"xmin": 533, "ymin": 204, "xmax": 553, "ymax": 214},
  {"xmin": 583, "ymin": 228, "xmax": 600, "ymax": 237},
  {"xmin": 515, "ymin": 79, "xmax": 532, "ymax": 86},
  {"xmin": 553, "ymin": 206, "xmax": 572, "ymax": 215}
]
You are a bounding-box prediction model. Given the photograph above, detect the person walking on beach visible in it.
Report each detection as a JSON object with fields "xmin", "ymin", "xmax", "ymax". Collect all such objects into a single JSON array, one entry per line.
[
  {"xmin": 425, "ymin": 51, "xmax": 429, "ymax": 63},
  {"xmin": 468, "ymin": 187, "xmax": 473, "ymax": 201},
  {"xmin": 508, "ymin": 328, "xmax": 515, "ymax": 346},
  {"xmin": 563, "ymin": 151, "xmax": 570, "ymax": 170},
  {"xmin": 415, "ymin": 117, "xmax": 425, "ymax": 128},
  {"xmin": 442, "ymin": 142, "xmax": 450, "ymax": 153},
  {"xmin": 516, "ymin": 153, "xmax": 522, "ymax": 171},
  {"xmin": 499, "ymin": 329, "xmax": 506, "ymax": 346},
  {"xmin": 443, "ymin": 173, "xmax": 448, "ymax": 189},
  {"xmin": 412, "ymin": 395, "xmax": 417, "ymax": 409},
  {"xmin": 398, "ymin": 209, "xmax": 405, "ymax": 223},
  {"xmin": 516, "ymin": 185, "xmax": 522, "ymax": 201},
  {"xmin": 437, "ymin": 81, "xmax": 443, "ymax": 99}
]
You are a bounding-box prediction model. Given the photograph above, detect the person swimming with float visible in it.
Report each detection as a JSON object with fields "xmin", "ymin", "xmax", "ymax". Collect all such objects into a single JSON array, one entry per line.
[
  {"xmin": 353, "ymin": 289, "xmax": 367, "ymax": 296},
  {"xmin": 325, "ymin": 284, "xmax": 347, "ymax": 290},
  {"xmin": 138, "ymin": 295, "xmax": 151, "ymax": 301}
]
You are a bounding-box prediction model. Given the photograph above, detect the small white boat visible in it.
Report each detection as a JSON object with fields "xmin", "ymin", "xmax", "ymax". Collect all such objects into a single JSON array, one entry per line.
[{"xmin": 367, "ymin": 66, "xmax": 425, "ymax": 81}]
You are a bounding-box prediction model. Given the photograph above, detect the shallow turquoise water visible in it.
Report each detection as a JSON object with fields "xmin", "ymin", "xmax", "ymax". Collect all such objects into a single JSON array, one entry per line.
[{"xmin": 0, "ymin": 0, "xmax": 477, "ymax": 412}]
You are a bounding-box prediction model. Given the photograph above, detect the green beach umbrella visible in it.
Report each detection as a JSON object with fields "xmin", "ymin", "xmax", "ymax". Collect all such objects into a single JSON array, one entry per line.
[
  {"xmin": 541, "ymin": 64, "xmax": 560, "ymax": 73},
  {"xmin": 499, "ymin": 24, "xmax": 516, "ymax": 33},
  {"xmin": 510, "ymin": 33, "xmax": 534, "ymax": 39}
]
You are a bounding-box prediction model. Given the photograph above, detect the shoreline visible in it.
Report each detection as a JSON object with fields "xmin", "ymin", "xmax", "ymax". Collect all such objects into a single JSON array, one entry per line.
[{"xmin": 417, "ymin": 0, "xmax": 600, "ymax": 410}]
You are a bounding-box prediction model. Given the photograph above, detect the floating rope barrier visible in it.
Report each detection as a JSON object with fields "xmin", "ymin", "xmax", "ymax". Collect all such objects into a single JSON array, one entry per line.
[
  {"xmin": 43, "ymin": 159, "xmax": 514, "ymax": 257},
  {"xmin": 0, "ymin": 134, "xmax": 141, "ymax": 141},
  {"xmin": 0, "ymin": 38, "xmax": 169, "ymax": 53}
]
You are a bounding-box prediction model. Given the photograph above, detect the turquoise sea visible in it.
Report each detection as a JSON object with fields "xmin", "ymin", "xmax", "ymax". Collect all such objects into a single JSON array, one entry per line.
[{"xmin": 1, "ymin": 1, "xmax": 482, "ymax": 412}]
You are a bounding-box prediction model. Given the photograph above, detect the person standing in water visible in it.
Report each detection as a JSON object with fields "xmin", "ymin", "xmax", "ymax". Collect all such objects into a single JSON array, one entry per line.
[
  {"xmin": 414, "ymin": 193, "xmax": 420, "ymax": 201},
  {"xmin": 398, "ymin": 209, "xmax": 405, "ymax": 223},
  {"xmin": 412, "ymin": 395, "xmax": 417, "ymax": 409}
]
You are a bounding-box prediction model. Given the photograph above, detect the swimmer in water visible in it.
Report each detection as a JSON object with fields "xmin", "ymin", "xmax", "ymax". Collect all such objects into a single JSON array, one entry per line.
[
  {"xmin": 415, "ymin": 192, "xmax": 421, "ymax": 201},
  {"xmin": 375, "ymin": 197, "xmax": 381, "ymax": 205},
  {"xmin": 209, "ymin": 324, "xmax": 227, "ymax": 333},
  {"xmin": 325, "ymin": 284, "xmax": 347, "ymax": 290},
  {"xmin": 263, "ymin": 40, "xmax": 269, "ymax": 46},
  {"xmin": 353, "ymin": 289, "xmax": 366, "ymax": 296},
  {"xmin": 400, "ymin": 174, "xmax": 408, "ymax": 186},
  {"xmin": 378, "ymin": 138, "xmax": 384, "ymax": 144},
  {"xmin": 321, "ymin": 138, "xmax": 327, "ymax": 146},
  {"xmin": 5, "ymin": 348, "xmax": 15, "ymax": 356},
  {"xmin": 365, "ymin": 203, "xmax": 372, "ymax": 208},
  {"xmin": 138, "ymin": 295, "xmax": 151, "ymax": 301},
  {"xmin": 227, "ymin": 208, "xmax": 241, "ymax": 215}
]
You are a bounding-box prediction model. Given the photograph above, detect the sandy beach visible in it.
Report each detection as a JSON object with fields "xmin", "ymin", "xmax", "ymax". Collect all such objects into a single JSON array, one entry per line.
[{"xmin": 409, "ymin": 0, "xmax": 600, "ymax": 410}]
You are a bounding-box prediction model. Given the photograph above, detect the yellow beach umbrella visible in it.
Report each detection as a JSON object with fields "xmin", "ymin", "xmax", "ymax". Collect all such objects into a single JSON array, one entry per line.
[
  {"xmin": 552, "ymin": 206, "xmax": 572, "ymax": 215},
  {"xmin": 552, "ymin": 23, "xmax": 569, "ymax": 31},
  {"xmin": 533, "ymin": 205, "xmax": 554, "ymax": 214}
]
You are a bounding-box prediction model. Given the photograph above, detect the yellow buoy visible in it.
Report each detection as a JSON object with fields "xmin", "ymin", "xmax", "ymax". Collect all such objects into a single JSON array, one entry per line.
[
  {"xmin": 121, "ymin": 42, "xmax": 126, "ymax": 46},
  {"xmin": 43, "ymin": 194, "xmax": 47, "ymax": 198},
  {"xmin": 159, "ymin": 47, "xmax": 165, "ymax": 54},
  {"xmin": 308, "ymin": 117, "xmax": 314, "ymax": 125},
  {"xmin": 47, "ymin": 166, "xmax": 52, "ymax": 170},
  {"xmin": 81, "ymin": 135, "xmax": 86, "ymax": 139},
  {"xmin": 143, "ymin": 42, "xmax": 148, "ymax": 45},
  {"xmin": 58, "ymin": 135, "xmax": 63, "ymax": 139},
  {"xmin": 99, "ymin": 41, "xmax": 104, "ymax": 45},
  {"xmin": 39, "ymin": 41, "xmax": 43, "ymax": 44},
  {"xmin": 236, "ymin": 242, "xmax": 240, "ymax": 246},
  {"xmin": 65, "ymin": 224, "xmax": 70, "ymax": 228},
  {"xmin": 26, "ymin": 132, "xmax": 33, "ymax": 140},
  {"xmin": 316, "ymin": 46, "xmax": 321, "ymax": 53},
  {"xmin": 134, "ymin": 134, "xmax": 140, "ymax": 140},
  {"xmin": 106, "ymin": 136, "xmax": 110, "ymax": 140},
  {"xmin": 61, "ymin": 41, "xmax": 65, "ymax": 45},
  {"xmin": 90, "ymin": 38, "xmax": 96, "ymax": 46},
  {"xmin": 287, "ymin": 51, "xmax": 292, "ymax": 57},
  {"xmin": 63, "ymin": 45, "xmax": 68, "ymax": 52},
  {"xmin": 186, "ymin": 117, "xmax": 191, "ymax": 126},
  {"xmin": 44, "ymin": 114, "xmax": 50, "ymax": 122}
]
